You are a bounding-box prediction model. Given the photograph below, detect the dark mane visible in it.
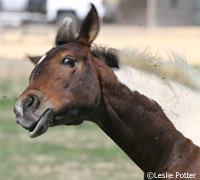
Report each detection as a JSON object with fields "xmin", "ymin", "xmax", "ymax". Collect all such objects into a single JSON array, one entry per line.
[{"xmin": 91, "ymin": 45, "xmax": 119, "ymax": 69}]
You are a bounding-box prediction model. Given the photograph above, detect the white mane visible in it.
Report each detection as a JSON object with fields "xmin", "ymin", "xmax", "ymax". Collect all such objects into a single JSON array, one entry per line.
[{"xmin": 114, "ymin": 49, "xmax": 200, "ymax": 147}]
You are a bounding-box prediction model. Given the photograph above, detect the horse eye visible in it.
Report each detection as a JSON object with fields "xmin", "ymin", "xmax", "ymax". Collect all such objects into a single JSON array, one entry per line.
[{"xmin": 61, "ymin": 58, "xmax": 76, "ymax": 67}]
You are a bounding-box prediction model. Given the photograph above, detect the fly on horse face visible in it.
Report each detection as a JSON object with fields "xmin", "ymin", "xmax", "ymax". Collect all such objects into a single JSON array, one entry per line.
[{"xmin": 14, "ymin": 4, "xmax": 200, "ymax": 180}]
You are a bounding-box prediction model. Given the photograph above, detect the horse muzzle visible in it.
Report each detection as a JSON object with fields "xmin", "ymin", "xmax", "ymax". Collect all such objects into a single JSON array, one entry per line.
[{"xmin": 14, "ymin": 90, "xmax": 54, "ymax": 138}]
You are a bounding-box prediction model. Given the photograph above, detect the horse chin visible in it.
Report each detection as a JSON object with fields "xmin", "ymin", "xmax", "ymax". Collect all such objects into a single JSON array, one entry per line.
[
  {"xmin": 53, "ymin": 115, "xmax": 84, "ymax": 126},
  {"xmin": 29, "ymin": 109, "xmax": 54, "ymax": 138}
]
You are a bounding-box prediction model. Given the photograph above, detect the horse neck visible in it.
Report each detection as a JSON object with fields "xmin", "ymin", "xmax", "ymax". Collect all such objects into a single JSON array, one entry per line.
[{"xmin": 92, "ymin": 59, "xmax": 185, "ymax": 172}]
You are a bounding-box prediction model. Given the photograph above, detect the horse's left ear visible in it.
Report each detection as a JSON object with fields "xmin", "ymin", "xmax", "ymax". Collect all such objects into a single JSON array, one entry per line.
[
  {"xmin": 77, "ymin": 4, "xmax": 100, "ymax": 46},
  {"xmin": 55, "ymin": 17, "xmax": 77, "ymax": 46},
  {"xmin": 27, "ymin": 55, "xmax": 41, "ymax": 64}
]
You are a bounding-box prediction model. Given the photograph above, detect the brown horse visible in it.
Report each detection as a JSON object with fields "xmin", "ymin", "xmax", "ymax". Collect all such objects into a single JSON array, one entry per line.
[{"xmin": 14, "ymin": 5, "xmax": 200, "ymax": 180}]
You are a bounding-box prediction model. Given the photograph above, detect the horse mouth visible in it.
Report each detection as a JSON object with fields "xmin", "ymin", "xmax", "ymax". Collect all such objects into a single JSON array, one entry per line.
[{"xmin": 29, "ymin": 109, "xmax": 53, "ymax": 138}]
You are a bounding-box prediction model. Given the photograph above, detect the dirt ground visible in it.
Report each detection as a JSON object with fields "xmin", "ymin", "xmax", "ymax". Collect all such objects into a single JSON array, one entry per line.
[{"xmin": 0, "ymin": 24, "xmax": 200, "ymax": 79}]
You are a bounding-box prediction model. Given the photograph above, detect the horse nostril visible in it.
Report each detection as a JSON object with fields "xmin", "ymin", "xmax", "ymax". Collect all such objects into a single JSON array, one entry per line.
[{"xmin": 24, "ymin": 94, "xmax": 40, "ymax": 112}]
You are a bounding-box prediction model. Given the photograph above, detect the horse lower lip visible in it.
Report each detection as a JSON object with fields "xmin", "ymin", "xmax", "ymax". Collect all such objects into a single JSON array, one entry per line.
[
  {"xmin": 29, "ymin": 122, "xmax": 38, "ymax": 132},
  {"xmin": 29, "ymin": 109, "xmax": 52, "ymax": 138}
]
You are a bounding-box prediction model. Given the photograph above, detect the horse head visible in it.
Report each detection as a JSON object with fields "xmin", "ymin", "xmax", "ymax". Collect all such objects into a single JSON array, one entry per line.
[{"xmin": 14, "ymin": 5, "xmax": 104, "ymax": 138}]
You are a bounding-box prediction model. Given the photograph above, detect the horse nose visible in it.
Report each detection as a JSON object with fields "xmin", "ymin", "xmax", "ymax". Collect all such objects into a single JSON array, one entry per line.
[
  {"xmin": 24, "ymin": 94, "xmax": 40, "ymax": 112},
  {"xmin": 14, "ymin": 94, "xmax": 40, "ymax": 118}
]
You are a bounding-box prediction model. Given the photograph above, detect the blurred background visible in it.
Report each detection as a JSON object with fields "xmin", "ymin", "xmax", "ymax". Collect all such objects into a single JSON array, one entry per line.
[{"xmin": 0, "ymin": 0, "xmax": 200, "ymax": 180}]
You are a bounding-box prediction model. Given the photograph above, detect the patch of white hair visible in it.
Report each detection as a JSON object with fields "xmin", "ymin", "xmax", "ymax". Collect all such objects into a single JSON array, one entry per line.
[
  {"xmin": 117, "ymin": 49, "xmax": 200, "ymax": 91},
  {"xmin": 37, "ymin": 54, "xmax": 46, "ymax": 65}
]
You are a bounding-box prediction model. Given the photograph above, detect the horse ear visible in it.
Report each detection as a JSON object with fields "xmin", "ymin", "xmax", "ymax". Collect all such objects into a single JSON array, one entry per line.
[
  {"xmin": 77, "ymin": 4, "xmax": 100, "ymax": 45},
  {"xmin": 55, "ymin": 17, "xmax": 77, "ymax": 46},
  {"xmin": 27, "ymin": 55, "xmax": 41, "ymax": 64}
]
